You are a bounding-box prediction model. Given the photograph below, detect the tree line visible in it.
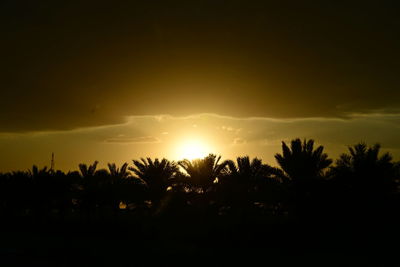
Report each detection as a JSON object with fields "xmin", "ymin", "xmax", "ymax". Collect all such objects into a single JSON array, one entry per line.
[{"xmin": 0, "ymin": 138, "xmax": 399, "ymax": 224}]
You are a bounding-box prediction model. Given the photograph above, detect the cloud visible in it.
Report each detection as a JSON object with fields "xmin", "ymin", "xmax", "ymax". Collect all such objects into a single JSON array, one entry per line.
[
  {"xmin": 233, "ymin": 138, "xmax": 246, "ymax": 145},
  {"xmin": 104, "ymin": 136, "xmax": 160, "ymax": 144}
]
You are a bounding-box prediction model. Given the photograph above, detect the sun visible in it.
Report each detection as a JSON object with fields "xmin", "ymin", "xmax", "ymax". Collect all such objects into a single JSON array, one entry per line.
[{"xmin": 177, "ymin": 139, "xmax": 210, "ymax": 160}]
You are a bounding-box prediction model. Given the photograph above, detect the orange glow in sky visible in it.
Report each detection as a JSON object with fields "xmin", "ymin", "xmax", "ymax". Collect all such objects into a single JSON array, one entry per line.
[{"xmin": 176, "ymin": 139, "xmax": 211, "ymax": 160}]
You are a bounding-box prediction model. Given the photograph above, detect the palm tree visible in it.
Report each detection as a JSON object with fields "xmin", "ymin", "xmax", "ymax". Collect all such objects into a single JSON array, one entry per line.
[
  {"xmin": 330, "ymin": 143, "xmax": 397, "ymax": 196},
  {"xmin": 107, "ymin": 162, "xmax": 146, "ymax": 211},
  {"xmin": 223, "ymin": 156, "xmax": 279, "ymax": 183},
  {"xmin": 29, "ymin": 165, "xmax": 50, "ymax": 177},
  {"xmin": 178, "ymin": 154, "xmax": 229, "ymax": 218},
  {"xmin": 326, "ymin": 143, "xmax": 399, "ymax": 226},
  {"xmin": 178, "ymin": 154, "xmax": 228, "ymax": 192},
  {"xmin": 218, "ymin": 156, "xmax": 281, "ymax": 215},
  {"xmin": 275, "ymin": 138, "xmax": 332, "ymax": 183},
  {"xmin": 79, "ymin": 161, "xmax": 99, "ymax": 178},
  {"xmin": 129, "ymin": 158, "xmax": 178, "ymax": 206},
  {"xmin": 107, "ymin": 163, "xmax": 130, "ymax": 181},
  {"xmin": 29, "ymin": 165, "xmax": 54, "ymax": 217},
  {"xmin": 78, "ymin": 161, "xmax": 101, "ymax": 217},
  {"xmin": 274, "ymin": 139, "xmax": 332, "ymax": 219},
  {"xmin": 28, "ymin": 165, "xmax": 72, "ymax": 220},
  {"xmin": 221, "ymin": 156, "xmax": 278, "ymax": 194}
]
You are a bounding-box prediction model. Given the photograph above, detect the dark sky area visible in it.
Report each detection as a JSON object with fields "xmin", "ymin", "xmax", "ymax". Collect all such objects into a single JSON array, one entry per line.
[{"xmin": 1, "ymin": 0, "xmax": 400, "ymax": 132}]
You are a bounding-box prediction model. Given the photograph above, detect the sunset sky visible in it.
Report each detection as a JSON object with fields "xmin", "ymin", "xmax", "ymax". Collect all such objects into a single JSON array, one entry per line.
[{"xmin": 1, "ymin": 1, "xmax": 400, "ymax": 171}]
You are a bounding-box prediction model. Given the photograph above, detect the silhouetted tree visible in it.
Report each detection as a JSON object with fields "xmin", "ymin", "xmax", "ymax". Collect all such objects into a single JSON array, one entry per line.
[
  {"xmin": 79, "ymin": 161, "xmax": 99, "ymax": 178},
  {"xmin": 179, "ymin": 154, "xmax": 228, "ymax": 192},
  {"xmin": 330, "ymin": 143, "xmax": 398, "ymax": 200},
  {"xmin": 107, "ymin": 162, "xmax": 147, "ymax": 212},
  {"xmin": 178, "ymin": 154, "xmax": 229, "ymax": 218},
  {"xmin": 107, "ymin": 163, "xmax": 129, "ymax": 208},
  {"xmin": 129, "ymin": 158, "xmax": 178, "ymax": 208},
  {"xmin": 275, "ymin": 139, "xmax": 332, "ymax": 183},
  {"xmin": 29, "ymin": 165, "xmax": 54, "ymax": 218},
  {"xmin": 108, "ymin": 163, "xmax": 130, "ymax": 180},
  {"xmin": 218, "ymin": 156, "xmax": 281, "ymax": 216},
  {"xmin": 274, "ymin": 139, "xmax": 332, "ymax": 220},
  {"xmin": 78, "ymin": 161, "xmax": 103, "ymax": 218}
]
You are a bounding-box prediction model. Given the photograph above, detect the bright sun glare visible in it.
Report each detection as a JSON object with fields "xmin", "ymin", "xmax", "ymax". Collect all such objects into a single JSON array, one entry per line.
[{"xmin": 178, "ymin": 140, "xmax": 210, "ymax": 160}]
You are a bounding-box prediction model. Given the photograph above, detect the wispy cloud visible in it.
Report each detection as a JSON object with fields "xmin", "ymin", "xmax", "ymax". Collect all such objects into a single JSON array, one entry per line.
[
  {"xmin": 233, "ymin": 138, "xmax": 246, "ymax": 145},
  {"xmin": 104, "ymin": 136, "xmax": 160, "ymax": 144}
]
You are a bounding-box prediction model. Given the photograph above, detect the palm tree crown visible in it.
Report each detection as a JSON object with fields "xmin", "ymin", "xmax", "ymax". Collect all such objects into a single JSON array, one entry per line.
[
  {"xmin": 331, "ymin": 143, "xmax": 397, "ymax": 194},
  {"xmin": 179, "ymin": 154, "xmax": 228, "ymax": 191},
  {"xmin": 78, "ymin": 161, "xmax": 99, "ymax": 178},
  {"xmin": 107, "ymin": 163, "xmax": 130, "ymax": 181},
  {"xmin": 275, "ymin": 139, "xmax": 332, "ymax": 182},
  {"xmin": 222, "ymin": 156, "xmax": 278, "ymax": 186},
  {"xmin": 129, "ymin": 158, "xmax": 178, "ymax": 202}
]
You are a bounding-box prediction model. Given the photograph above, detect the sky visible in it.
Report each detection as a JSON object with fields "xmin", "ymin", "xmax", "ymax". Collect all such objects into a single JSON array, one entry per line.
[{"xmin": 1, "ymin": 1, "xmax": 400, "ymax": 171}]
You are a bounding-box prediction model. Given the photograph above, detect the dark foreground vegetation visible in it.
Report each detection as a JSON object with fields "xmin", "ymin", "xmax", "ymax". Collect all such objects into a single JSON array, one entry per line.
[{"xmin": 1, "ymin": 139, "xmax": 399, "ymax": 266}]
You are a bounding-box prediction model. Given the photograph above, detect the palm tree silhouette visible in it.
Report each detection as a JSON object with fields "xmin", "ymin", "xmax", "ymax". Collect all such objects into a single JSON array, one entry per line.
[
  {"xmin": 107, "ymin": 163, "xmax": 130, "ymax": 180},
  {"xmin": 129, "ymin": 158, "xmax": 178, "ymax": 207},
  {"xmin": 275, "ymin": 139, "xmax": 332, "ymax": 183},
  {"xmin": 221, "ymin": 157, "xmax": 277, "ymax": 194},
  {"xmin": 78, "ymin": 161, "xmax": 101, "ymax": 218},
  {"xmin": 178, "ymin": 154, "xmax": 228, "ymax": 192},
  {"xmin": 331, "ymin": 143, "xmax": 397, "ymax": 196},
  {"xmin": 29, "ymin": 165, "xmax": 54, "ymax": 218},
  {"xmin": 27, "ymin": 165, "xmax": 73, "ymax": 220},
  {"xmin": 106, "ymin": 163, "xmax": 130, "ymax": 211},
  {"xmin": 29, "ymin": 165, "xmax": 50, "ymax": 177},
  {"xmin": 224, "ymin": 157, "xmax": 268, "ymax": 181},
  {"xmin": 324, "ymin": 143, "xmax": 400, "ymax": 230},
  {"xmin": 218, "ymin": 156, "xmax": 280, "ymax": 216},
  {"xmin": 274, "ymin": 139, "xmax": 332, "ymax": 219},
  {"xmin": 178, "ymin": 154, "xmax": 229, "ymax": 220},
  {"xmin": 79, "ymin": 161, "xmax": 99, "ymax": 178},
  {"xmin": 106, "ymin": 162, "xmax": 147, "ymax": 211}
]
